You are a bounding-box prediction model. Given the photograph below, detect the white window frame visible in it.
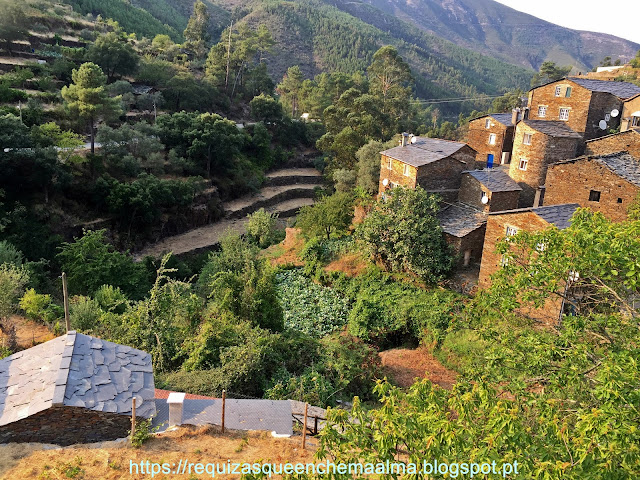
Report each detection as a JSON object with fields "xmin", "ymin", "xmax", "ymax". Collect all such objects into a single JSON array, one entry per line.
[
  {"xmin": 403, "ymin": 164, "xmax": 410, "ymax": 177},
  {"xmin": 538, "ymin": 105, "xmax": 547, "ymax": 118},
  {"xmin": 632, "ymin": 116, "xmax": 640, "ymax": 127},
  {"xmin": 387, "ymin": 158, "xmax": 392, "ymax": 170},
  {"xmin": 518, "ymin": 158, "xmax": 528, "ymax": 171},
  {"xmin": 523, "ymin": 133, "xmax": 532, "ymax": 145},
  {"xmin": 555, "ymin": 86, "xmax": 562, "ymax": 97},
  {"xmin": 559, "ymin": 108, "xmax": 570, "ymax": 121},
  {"xmin": 488, "ymin": 133, "xmax": 497, "ymax": 145},
  {"xmin": 485, "ymin": 118, "xmax": 491, "ymax": 129},
  {"xmin": 506, "ymin": 226, "xmax": 518, "ymax": 237}
]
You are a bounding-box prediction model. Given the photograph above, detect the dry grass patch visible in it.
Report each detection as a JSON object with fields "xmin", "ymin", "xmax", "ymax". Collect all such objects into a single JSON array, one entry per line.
[{"xmin": 379, "ymin": 347, "xmax": 458, "ymax": 389}]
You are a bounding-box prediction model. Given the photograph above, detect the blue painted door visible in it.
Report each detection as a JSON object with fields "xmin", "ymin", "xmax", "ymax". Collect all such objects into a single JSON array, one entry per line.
[{"xmin": 487, "ymin": 153, "xmax": 494, "ymax": 168}]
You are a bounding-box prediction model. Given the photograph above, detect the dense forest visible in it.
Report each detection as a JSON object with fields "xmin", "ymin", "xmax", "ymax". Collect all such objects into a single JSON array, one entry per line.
[{"xmin": 1, "ymin": 0, "xmax": 640, "ymax": 478}]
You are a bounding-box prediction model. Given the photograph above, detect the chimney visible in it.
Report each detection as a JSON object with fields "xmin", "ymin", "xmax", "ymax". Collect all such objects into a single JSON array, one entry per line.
[
  {"xmin": 167, "ymin": 392, "xmax": 186, "ymax": 426},
  {"xmin": 511, "ymin": 107, "xmax": 521, "ymax": 125},
  {"xmin": 401, "ymin": 132, "xmax": 410, "ymax": 147},
  {"xmin": 522, "ymin": 107, "xmax": 530, "ymax": 120}
]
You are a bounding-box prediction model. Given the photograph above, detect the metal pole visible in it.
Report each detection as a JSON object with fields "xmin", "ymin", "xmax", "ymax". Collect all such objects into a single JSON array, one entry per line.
[
  {"xmin": 62, "ymin": 272, "xmax": 70, "ymax": 332},
  {"xmin": 221, "ymin": 390, "xmax": 226, "ymax": 433},
  {"xmin": 302, "ymin": 403, "xmax": 308, "ymax": 449}
]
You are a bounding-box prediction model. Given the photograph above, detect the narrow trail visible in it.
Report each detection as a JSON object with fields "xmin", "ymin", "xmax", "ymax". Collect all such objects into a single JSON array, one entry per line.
[{"xmin": 135, "ymin": 167, "xmax": 323, "ymax": 258}]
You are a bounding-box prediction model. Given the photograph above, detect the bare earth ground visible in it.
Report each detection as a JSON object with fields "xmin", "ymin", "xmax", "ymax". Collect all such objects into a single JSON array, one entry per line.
[
  {"xmin": 224, "ymin": 184, "xmax": 319, "ymax": 215},
  {"xmin": 0, "ymin": 427, "xmax": 318, "ymax": 480},
  {"xmin": 266, "ymin": 168, "xmax": 322, "ymax": 178},
  {"xmin": 0, "ymin": 316, "xmax": 54, "ymax": 350},
  {"xmin": 265, "ymin": 227, "xmax": 305, "ymax": 267},
  {"xmin": 379, "ymin": 347, "xmax": 458, "ymax": 389}
]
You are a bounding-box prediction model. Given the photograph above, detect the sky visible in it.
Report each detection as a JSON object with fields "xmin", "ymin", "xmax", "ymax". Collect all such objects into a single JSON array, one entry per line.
[{"xmin": 493, "ymin": 0, "xmax": 640, "ymax": 44}]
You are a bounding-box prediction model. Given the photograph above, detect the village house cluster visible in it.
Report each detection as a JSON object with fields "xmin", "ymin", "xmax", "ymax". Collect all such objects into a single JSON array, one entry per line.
[{"xmin": 378, "ymin": 76, "xmax": 640, "ymax": 323}]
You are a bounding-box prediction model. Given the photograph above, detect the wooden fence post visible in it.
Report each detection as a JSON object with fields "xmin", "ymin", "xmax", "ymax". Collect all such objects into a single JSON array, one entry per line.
[
  {"xmin": 302, "ymin": 403, "xmax": 308, "ymax": 449},
  {"xmin": 131, "ymin": 397, "xmax": 137, "ymax": 439},
  {"xmin": 62, "ymin": 272, "xmax": 70, "ymax": 332},
  {"xmin": 221, "ymin": 390, "xmax": 226, "ymax": 434}
]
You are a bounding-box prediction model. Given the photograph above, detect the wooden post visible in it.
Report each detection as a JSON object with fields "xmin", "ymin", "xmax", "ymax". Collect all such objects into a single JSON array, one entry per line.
[
  {"xmin": 314, "ymin": 415, "xmax": 318, "ymax": 435},
  {"xmin": 221, "ymin": 390, "xmax": 226, "ymax": 434},
  {"xmin": 302, "ymin": 403, "xmax": 308, "ymax": 449},
  {"xmin": 62, "ymin": 272, "xmax": 70, "ymax": 332},
  {"xmin": 131, "ymin": 397, "xmax": 137, "ymax": 439}
]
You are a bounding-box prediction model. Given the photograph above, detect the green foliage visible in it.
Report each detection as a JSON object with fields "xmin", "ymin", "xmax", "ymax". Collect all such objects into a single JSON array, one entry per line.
[
  {"xmin": 93, "ymin": 285, "xmax": 129, "ymax": 314},
  {"xmin": 183, "ymin": 0, "xmax": 211, "ymax": 58},
  {"xmin": 296, "ymin": 192, "xmax": 354, "ymax": 240},
  {"xmin": 355, "ymin": 139, "xmax": 395, "ymax": 195},
  {"xmin": 129, "ymin": 417, "xmax": 158, "ymax": 448},
  {"xmin": 86, "ymin": 32, "xmax": 139, "ymax": 82},
  {"xmin": 246, "ymin": 208, "xmax": 279, "ymax": 248},
  {"xmin": 0, "ymin": 263, "xmax": 29, "ymax": 350},
  {"xmin": 0, "ymin": 240, "xmax": 23, "ymax": 266},
  {"xmin": 332, "ymin": 169, "xmax": 356, "ymax": 193},
  {"xmin": 0, "ymin": 3, "xmax": 29, "ymax": 55},
  {"xmin": 275, "ymin": 269, "xmax": 350, "ymax": 337},
  {"xmin": 19, "ymin": 288, "xmax": 61, "ymax": 324},
  {"xmin": 57, "ymin": 229, "xmax": 149, "ymax": 299},
  {"xmin": 356, "ymin": 186, "xmax": 454, "ymax": 283},
  {"xmin": 70, "ymin": 296, "xmax": 103, "ymax": 331},
  {"xmin": 632, "ymin": 50, "xmax": 640, "ymax": 69},
  {"xmin": 250, "ymin": 94, "xmax": 284, "ymax": 124},
  {"xmin": 531, "ymin": 60, "xmax": 573, "ymax": 87}
]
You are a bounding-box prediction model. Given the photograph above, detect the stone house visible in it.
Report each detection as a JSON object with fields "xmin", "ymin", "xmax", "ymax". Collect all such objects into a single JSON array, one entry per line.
[
  {"xmin": 438, "ymin": 169, "xmax": 521, "ymax": 267},
  {"xmin": 478, "ymin": 203, "xmax": 580, "ymax": 325},
  {"xmin": 379, "ymin": 135, "xmax": 476, "ymax": 202},
  {"xmin": 620, "ymin": 94, "xmax": 640, "ymax": 132},
  {"xmin": 585, "ymin": 128, "xmax": 640, "ymax": 157},
  {"xmin": 509, "ymin": 120, "xmax": 582, "ymax": 207},
  {"xmin": 466, "ymin": 111, "xmax": 520, "ymax": 167},
  {"xmin": 0, "ymin": 332, "xmax": 155, "ymax": 446},
  {"xmin": 545, "ymin": 152, "xmax": 640, "ymax": 222},
  {"xmin": 527, "ymin": 77, "xmax": 640, "ymax": 142}
]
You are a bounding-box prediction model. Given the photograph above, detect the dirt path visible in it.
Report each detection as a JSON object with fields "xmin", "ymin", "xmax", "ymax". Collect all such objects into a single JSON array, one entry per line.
[
  {"xmin": 0, "ymin": 316, "xmax": 54, "ymax": 350},
  {"xmin": 225, "ymin": 183, "xmax": 319, "ymax": 216},
  {"xmin": 266, "ymin": 168, "xmax": 322, "ymax": 178},
  {"xmin": 379, "ymin": 347, "xmax": 458, "ymax": 389}
]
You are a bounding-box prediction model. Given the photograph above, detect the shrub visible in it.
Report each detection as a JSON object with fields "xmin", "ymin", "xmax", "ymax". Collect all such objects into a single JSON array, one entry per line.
[
  {"xmin": 94, "ymin": 285, "xmax": 129, "ymax": 314},
  {"xmin": 246, "ymin": 208, "xmax": 279, "ymax": 248},
  {"xmin": 70, "ymin": 296, "xmax": 104, "ymax": 332},
  {"xmin": 19, "ymin": 289, "xmax": 62, "ymax": 323},
  {"xmin": 0, "ymin": 240, "xmax": 23, "ymax": 266}
]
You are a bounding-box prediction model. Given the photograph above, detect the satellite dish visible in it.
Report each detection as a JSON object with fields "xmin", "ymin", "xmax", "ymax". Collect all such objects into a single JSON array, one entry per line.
[
  {"xmin": 611, "ymin": 109, "xmax": 619, "ymax": 118},
  {"xmin": 481, "ymin": 195, "xmax": 489, "ymax": 205},
  {"xmin": 599, "ymin": 120, "xmax": 607, "ymax": 130},
  {"xmin": 382, "ymin": 178, "xmax": 389, "ymax": 187},
  {"xmin": 410, "ymin": 136, "xmax": 417, "ymax": 144}
]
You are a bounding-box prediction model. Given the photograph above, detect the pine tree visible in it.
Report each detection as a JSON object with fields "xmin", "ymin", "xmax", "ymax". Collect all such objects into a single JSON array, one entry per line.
[{"xmin": 183, "ymin": 0, "xmax": 211, "ymax": 58}]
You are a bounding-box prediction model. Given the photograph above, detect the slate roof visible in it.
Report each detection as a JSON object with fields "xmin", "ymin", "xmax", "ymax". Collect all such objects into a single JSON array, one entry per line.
[
  {"xmin": 381, "ymin": 137, "xmax": 468, "ymax": 167},
  {"xmin": 522, "ymin": 120, "xmax": 582, "ymax": 138},
  {"xmin": 569, "ymin": 78, "xmax": 640, "ymax": 100},
  {"xmin": 471, "ymin": 113, "xmax": 516, "ymax": 126},
  {"xmin": 438, "ymin": 203, "xmax": 487, "ymax": 238},
  {"xmin": 552, "ymin": 152, "xmax": 640, "ymax": 188},
  {"xmin": 0, "ymin": 332, "xmax": 155, "ymax": 427},
  {"xmin": 488, "ymin": 203, "xmax": 579, "ymax": 230},
  {"xmin": 585, "ymin": 128, "xmax": 640, "ymax": 144},
  {"xmin": 464, "ymin": 169, "xmax": 522, "ymax": 192}
]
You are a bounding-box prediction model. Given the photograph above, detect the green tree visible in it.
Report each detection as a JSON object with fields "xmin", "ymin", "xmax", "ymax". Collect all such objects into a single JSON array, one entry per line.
[
  {"xmin": 250, "ymin": 94, "xmax": 283, "ymax": 124},
  {"xmin": 631, "ymin": 50, "xmax": 640, "ymax": 69},
  {"xmin": 0, "ymin": 3, "xmax": 28, "ymax": 56},
  {"xmin": 183, "ymin": 0, "xmax": 211, "ymax": 58},
  {"xmin": 491, "ymin": 89, "xmax": 525, "ymax": 112},
  {"xmin": 531, "ymin": 60, "xmax": 573, "ymax": 87},
  {"xmin": 356, "ymin": 186, "xmax": 454, "ymax": 282},
  {"xmin": 0, "ymin": 263, "xmax": 29, "ymax": 351},
  {"xmin": 277, "ymin": 66, "xmax": 305, "ymax": 117},
  {"xmin": 355, "ymin": 139, "xmax": 395, "ymax": 195},
  {"xmin": 296, "ymin": 192, "xmax": 354, "ymax": 240},
  {"xmin": 246, "ymin": 208, "xmax": 279, "ymax": 248},
  {"xmin": 61, "ymin": 63, "xmax": 122, "ymax": 154},
  {"xmin": 86, "ymin": 32, "xmax": 139, "ymax": 82}
]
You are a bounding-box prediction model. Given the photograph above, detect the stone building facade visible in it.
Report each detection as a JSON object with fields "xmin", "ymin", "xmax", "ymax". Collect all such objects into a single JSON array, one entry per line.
[
  {"xmin": 458, "ymin": 169, "xmax": 521, "ymax": 213},
  {"xmin": 527, "ymin": 78, "xmax": 640, "ymax": 141},
  {"xmin": 478, "ymin": 203, "xmax": 579, "ymax": 325},
  {"xmin": 379, "ymin": 136, "xmax": 476, "ymax": 202},
  {"xmin": 585, "ymin": 128, "xmax": 640, "ymax": 158},
  {"xmin": 621, "ymin": 94, "xmax": 640, "ymax": 132},
  {"xmin": 509, "ymin": 120, "xmax": 582, "ymax": 207},
  {"xmin": 0, "ymin": 332, "xmax": 155, "ymax": 446},
  {"xmin": 544, "ymin": 153, "xmax": 640, "ymax": 222},
  {"xmin": 467, "ymin": 112, "xmax": 518, "ymax": 167}
]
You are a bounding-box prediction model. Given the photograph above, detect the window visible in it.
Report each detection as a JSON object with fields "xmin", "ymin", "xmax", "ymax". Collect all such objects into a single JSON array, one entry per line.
[
  {"xmin": 523, "ymin": 133, "xmax": 532, "ymax": 145},
  {"xmin": 633, "ymin": 116, "xmax": 640, "ymax": 127},
  {"xmin": 617, "ymin": 198, "xmax": 623, "ymax": 204},
  {"xmin": 589, "ymin": 190, "xmax": 601, "ymax": 202},
  {"xmin": 518, "ymin": 158, "xmax": 528, "ymax": 171},
  {"xmin": 488, "ymin": 133, "xmax": 496, "ymax": 145},
  {"xmin": 565, "ymin": 87, "xmax": 572, "ymax": 97},
  {"xmin": 559, "ymin": 108, "xmax": 570, "ymax": 121},
  {"xmin": 485, "ymin": 118, "xmax": 491, "ymax": 129},
  {"xmin": 555, "ymin": 86, "xmax": 562, "ymax": 96},
  {"xmin": 403, "ymin": 164, "xmax": 410, "ymax": 177},
  {"xmin": 387, "ymin": 158, "xmax": 392, "ymax": 170},
  {"xmin": 537, "ymin": 105, "xmax": 547, "ymax": 117}
]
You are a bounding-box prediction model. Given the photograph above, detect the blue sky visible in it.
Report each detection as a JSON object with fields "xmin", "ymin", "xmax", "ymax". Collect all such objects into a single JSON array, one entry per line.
[{"xmin": 494, "ymin": 0, "xmax": 640, "ymax": 45}]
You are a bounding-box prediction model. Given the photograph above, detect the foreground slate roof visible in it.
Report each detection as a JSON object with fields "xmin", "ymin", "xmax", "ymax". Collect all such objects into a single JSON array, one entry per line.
[
  {"xmin": 569, "ymin": 78, "xmax": 640, "ymax": 100},
  {"xmin": 471, "ymin": 113, "xmax": 516, "ymax": 126},
  {"xmin": 0, "ymin": 332, "xmax": 155, "ymax": 426},
  {"xmin": 488, "ymin": 203, "xmax": 579, "ymax": 230},
  {"xmin": 464, "ymin": 169, "xmax": 522, "ymax": 192},
  {"xmin": 381, "ymin": 137, "xmax": 468, "ymax": 167},
  {"xmin": 552, "ymin": 152, "xmax": 640, "ymax": 188},
  {"xmin": 523, "ymin": 120, "xmax": 582, "ymax": 138},
  {"xmin": 438, "ymin": 203, "xmax": 487, "ymax": 238}
]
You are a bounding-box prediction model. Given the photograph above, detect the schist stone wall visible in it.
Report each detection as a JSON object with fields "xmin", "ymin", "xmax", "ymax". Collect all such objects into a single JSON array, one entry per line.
[
  {"xmin": 444, "ymin": 224, "xmax": 487, "ymax": 267},
  {"xmin": 545, "ymin": 156, "xmax": 640, "ymax": 222},
  {"xmin": 458, "ymin": 174, "xmax": 520, "ymax": 213},
  {"xmin": 0, "ymin": 406, "xmax": 140, "ymax": 446},
  {"xmin": 585, "ymin": 130, "xmax": 640, "ymax": 158},
  {"xmin": 527, "ymin": 81, "xmax": 592, "ymax": 137},
  {"xmin": 467, "ymin": 117, "xmax": 514, "ymax": 166}
]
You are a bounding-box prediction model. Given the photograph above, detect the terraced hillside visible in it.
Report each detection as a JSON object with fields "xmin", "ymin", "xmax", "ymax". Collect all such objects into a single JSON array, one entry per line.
[{"xmin": 136, "ymin": 168, "xmax": 323, "ymax": 258}]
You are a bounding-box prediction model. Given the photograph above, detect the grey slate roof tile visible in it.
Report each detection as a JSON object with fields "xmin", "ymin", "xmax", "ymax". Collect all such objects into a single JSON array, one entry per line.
[
  {"xmin": 570, "ymin": 77, "xmax": 640, "ymax": 100},
  {"xmin": 533, "ymin": 204, "xmax": 579, "ymax": 229},
  {"xmin": 522, "ymin": 120, "xmax": 582, "ymax": 138},
  {"xmin": 464, "ymin": 169, "xmax": 522, "ymax": 192},
  {"xmin": 552, "ymin": 152, "xmax": 640, "ymax": 188},
  {"xmin": 438, "ymin": 203, "xmax": 487, "ymax": 237},
  {"xmin": 381, "ymin": 136, "xmax": 468, "ymax": 167}
]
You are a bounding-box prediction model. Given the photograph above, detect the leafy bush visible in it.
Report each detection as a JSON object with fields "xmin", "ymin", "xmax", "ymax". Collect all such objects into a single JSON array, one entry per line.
[
  {"xmin": 275, "ymin": 269, "xmax": 350, "ymax": 337},
  {"xmin": 19, "ymin": 289, "xmax": 62, "ymax": 323},
  {"xmin": 70, "ymin": 296, "xmax": 104, "ymax": 332},
  {"xmin": 0, "ymin": 240, "xmax": 23, "ymax": 266},
  {"xmin": 246, "ymin": 208, "xmax": 279, "ymax": 248},
  {"xmin": 93, "ymin": 285, "xmax": 129, "ymax": 314}
]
